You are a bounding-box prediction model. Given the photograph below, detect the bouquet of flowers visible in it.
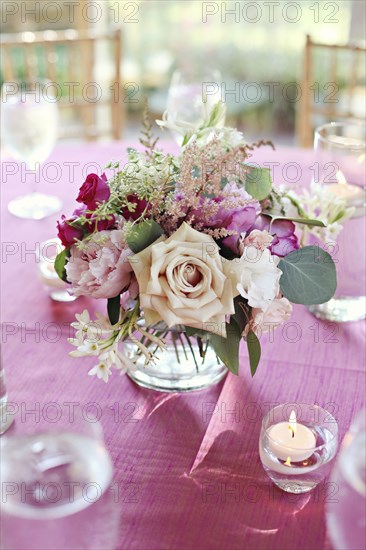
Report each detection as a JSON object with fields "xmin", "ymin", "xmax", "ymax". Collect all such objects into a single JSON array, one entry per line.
[{"xmin": 55, "ymin": 103, "xmax": 340, "ymax": 383}]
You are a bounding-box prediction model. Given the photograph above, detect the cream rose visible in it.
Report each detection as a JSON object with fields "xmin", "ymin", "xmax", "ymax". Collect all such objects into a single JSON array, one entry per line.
[{"xmin": 129, "ymin": 222, "xmax": 238, "ymax": 336}]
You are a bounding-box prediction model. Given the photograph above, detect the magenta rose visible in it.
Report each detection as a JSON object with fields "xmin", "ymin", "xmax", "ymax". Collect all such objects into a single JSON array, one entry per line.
[
  {"xmin": 121, "ymin": 194, "xmax": 149, "ymax": 221},
  {"xmin": 57, "ymin": 214, "xmax": 84, "ymax": 248},
  {"xmin": 85, "ymin": 212, "xmax": 116, "ymax": 232},
  {"xmin": 76, "ymin": 173, "xmax": 110, "ymax": 210}
]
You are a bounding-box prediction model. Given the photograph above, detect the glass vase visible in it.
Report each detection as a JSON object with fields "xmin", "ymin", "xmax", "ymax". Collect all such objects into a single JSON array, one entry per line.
[{"xmin": 126, "ymin": 325, "xmax": 227, "ymax": 392}]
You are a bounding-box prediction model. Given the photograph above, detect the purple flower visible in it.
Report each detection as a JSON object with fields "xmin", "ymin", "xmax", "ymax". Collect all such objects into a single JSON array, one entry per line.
[
  {"xmin": 76, "ymin": 173, "xmax": 110, "ymax": 210},
  {"xmin": 249, "ymin": 214, "xmax": 299, "ymax": 257},
  {"xmin": 210, "ymin": 184, "xmax": 260, "ymax": 253},
  {"xmin": 222, "ymin": 206, "xmax": 259, "ymax": 253},
  {"xmin": 57, "ymin": 214, "xmax": 84, "ymax": 248}
]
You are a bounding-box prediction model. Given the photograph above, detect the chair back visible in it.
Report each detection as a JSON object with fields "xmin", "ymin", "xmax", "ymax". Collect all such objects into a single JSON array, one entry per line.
[
  {"xmin": 1, "ymin": 28, "xmax": 123, "ymax": 140},
  {"xmin": 297, "ymin": 34, "xmax": 366, "ymax": 147}
]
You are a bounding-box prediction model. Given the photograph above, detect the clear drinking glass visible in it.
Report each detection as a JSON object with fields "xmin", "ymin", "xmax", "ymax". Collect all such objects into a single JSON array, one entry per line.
[
  {"xmin": 308, "ymin": 122, "xmax": 366, "ymax": 322},
  {"xmin": 326, "ymin": 409, "xmax": 366, "ymax": 550},
  {"xmin": 1, "ymin": 80, "xmax": 62, "ymax": 219},
  {"xmin": 0, "ymin": 406, "xmax": 119, "ymax": 549},
  {"xmin": 259, "ymin": 403, "xmax": 338, "ymax": 494},
  {"xmin": 166, "ymin": 68, "xmax": 222, "ymax": 144},
  {"xmin": 37, "ymin": 239, "xmax": 76, "ymax": 302}
]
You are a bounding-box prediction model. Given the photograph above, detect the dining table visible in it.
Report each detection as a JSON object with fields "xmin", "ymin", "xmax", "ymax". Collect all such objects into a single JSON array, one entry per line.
[{"xmin": 1, "ymin": 139, "xmax": 365, "ymax": 550}]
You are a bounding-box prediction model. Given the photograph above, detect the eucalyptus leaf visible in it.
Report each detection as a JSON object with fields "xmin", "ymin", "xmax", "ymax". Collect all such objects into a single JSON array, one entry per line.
[
  {"xmin": 244, "ymin": 166, "xmax": 272, "ymax": 200},
  {"xmin": 247, "ymin": 330, "xmax": 261, "ymax": 377},
  {"xmin": 54, "ymin": 248, "xmax": 70, "ymax": 283},
  {"xmin": 107, "ymin": 295, "xmax": 121, "ymax": 325},
  {"xmin": 127, "ymin": 219, "xmax": 164, "ymax": 254},
  {"xmin": 210, "ymin": 321, "xmax": 241, "ymax": 375},
  {"xmin": 279, "ymin": 246, "xmax": 337, "ymax": 305}
]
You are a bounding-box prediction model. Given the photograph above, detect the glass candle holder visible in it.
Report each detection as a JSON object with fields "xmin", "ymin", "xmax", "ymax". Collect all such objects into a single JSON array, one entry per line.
[
  {"xmin": 308, "ymin": 122, "xmax": 365, "ymax": 322},
  {"xmin": 37, "ymin": 239, "xmax": 76, "ymax": 302},
  {"xmin": 259, "ymin": 403, "xmax": 338, "ymax": 494}
]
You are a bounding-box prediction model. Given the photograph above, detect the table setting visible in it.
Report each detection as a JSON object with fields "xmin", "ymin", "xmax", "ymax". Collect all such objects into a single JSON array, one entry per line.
[{"xmin": 0, "ymin": 76, "xmax": 365, "ymax": 550}]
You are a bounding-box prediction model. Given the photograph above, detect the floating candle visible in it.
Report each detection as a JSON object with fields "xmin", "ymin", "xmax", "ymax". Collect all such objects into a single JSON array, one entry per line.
[
  {"xmin": 326, "ymin": 171, "xmax": 365, "ymax": 217},
  {"xmin": 327, "ymin": 135, "xmax": 365, "ymax": 148},
  {"xmin": 267, "ymin": 410, "xmax": 317, "ymax": 462}
]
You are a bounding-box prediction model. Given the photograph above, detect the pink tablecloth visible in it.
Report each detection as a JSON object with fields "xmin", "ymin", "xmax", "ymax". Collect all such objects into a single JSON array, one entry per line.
[{"xmin": 1, "ymin": 142, "xmax": 365, "ymax": 550}]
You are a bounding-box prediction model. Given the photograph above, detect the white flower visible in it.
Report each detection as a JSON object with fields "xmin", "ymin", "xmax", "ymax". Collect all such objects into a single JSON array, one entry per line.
[
  {"xmin": 156, "ymin": 101, "xmax": 227, "ymax": 146},
  {"xmin": 88, "ymin": 352, "xmax": 113, "ymax": 383},
  {"xmin": 291, "ymin": 182, "xmax": 354, "ymax": 243},
  {"xmin": 226, "ymin": 246, "xmax": 281, "ymax": 310},
  {"xmin": 70, "ymin": 309, "xmax": 92, "ymax": 343},
  {"xmin": 113, "ymin": 347, "xmax": 138, "ymax": 374},
  {"xmin": 69, "ymin": 340, "xmax": 101, "ymax": 357}
]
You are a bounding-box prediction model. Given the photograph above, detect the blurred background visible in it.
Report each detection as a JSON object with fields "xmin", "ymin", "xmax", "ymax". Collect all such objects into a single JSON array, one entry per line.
[{"xmin": 1, "ymin": 0, "xmax": 365, "ymax": 145}]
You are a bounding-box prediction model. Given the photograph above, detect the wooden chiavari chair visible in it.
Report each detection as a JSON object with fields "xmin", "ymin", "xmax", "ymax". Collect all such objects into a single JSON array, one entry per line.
[
  {"xmin": 297, "ymin": 34, "xmax": 366, "ymax": 147},
  {"xmin": 1, "ymin": 28, "xmax": 123, "ymax": 140}
]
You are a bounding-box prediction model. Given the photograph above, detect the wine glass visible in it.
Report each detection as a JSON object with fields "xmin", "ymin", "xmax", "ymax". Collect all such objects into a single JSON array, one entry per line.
[
  {"xmin": 1, "ymin": 80, "xmax": 62, "ymax": 219},
  {"xmin": 0, "ymin": 349, "xmax": 14, "ymax": 435},
  {"xmin": 37, "ymin": 238, "xmax": 77, "ymax": 302},
  {"xmin": 0, "ymin": 405, "xmax": 119, "ymax": 549},
  {"xmin": 166, "ymin": 68, "xmax": 222, "ymax": 144},
  {"xmin": 326, "ymin": 409, "xmax": 366, "ymax": 550}
]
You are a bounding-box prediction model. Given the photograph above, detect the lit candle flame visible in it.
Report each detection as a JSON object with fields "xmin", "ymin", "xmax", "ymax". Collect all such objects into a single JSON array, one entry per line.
[
  {"xmin": 288, "ymin": 410, "xmax": 296, "ymax": 438},
  {"xmin": 336, "ymin": 170, "xmax": 347, "ymax": 185},
  {"xmin": 284, "ymin": 456, "xmax": 291, "ymax": 466}
]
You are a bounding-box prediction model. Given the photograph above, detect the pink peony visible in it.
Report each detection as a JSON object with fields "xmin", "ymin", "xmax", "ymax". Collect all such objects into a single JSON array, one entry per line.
[
  {"xmin": 76, "ymin": 173, "xmax": 110, "ymax": 210},
  {"xmin": 65, "ymin": 230, "xmax": 137, "ymax": 299}
]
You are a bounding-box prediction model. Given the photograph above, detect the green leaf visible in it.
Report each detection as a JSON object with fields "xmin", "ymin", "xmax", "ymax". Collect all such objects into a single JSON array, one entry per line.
[
  {"xmin": 232, "ymin": 296, "xmax": 251, "ymax": 333},
  {"xmin": 279, "ymin": 245, "xmax": 337, "ymax": 305},
  {"xmin": 184, "ymin": 326, "xmax": 208, "ymax": 339},
  {"xmin": 270, "ymin": 216, "xmax": 326, "ymax": 228},
  {"xmin": 244, "ymin": 166, "xmax": 272, "ymax": 200},
  {"xmin": 246, "ymin": 330, "xmax": 261, "ymax": 377},
  {"xmin": 127, "ymin": 219, "xmax": 164, "ymax": 253},
  {"xmin": 107, "ymin": 295, "xmax": 120, "ymax": 325},
  {"xmin": 210, "ymin": 320, "xmax": 242, "ymax": 375},
  {"xmin": 54, "ymin": 248, "xmax": 70, "ymax": 283}
]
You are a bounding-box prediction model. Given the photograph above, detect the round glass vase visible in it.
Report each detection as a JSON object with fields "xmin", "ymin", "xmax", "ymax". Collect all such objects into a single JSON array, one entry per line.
[{"xmin": 126, "ymin": 325, "xmax": 227, "ymax": 392}]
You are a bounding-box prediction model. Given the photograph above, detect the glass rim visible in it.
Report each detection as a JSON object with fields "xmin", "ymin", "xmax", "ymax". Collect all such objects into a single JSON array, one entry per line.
[
  {"xmin": 0, "ymin": 404, "xmax": 104, "ymax": 443},
  {"xmin": 315, "ymin": 121, "xmax": 366, "ymax": 149},
  {"xmin": 262, "ymin": 403, "xmax": 339, "ymax": 452}
]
